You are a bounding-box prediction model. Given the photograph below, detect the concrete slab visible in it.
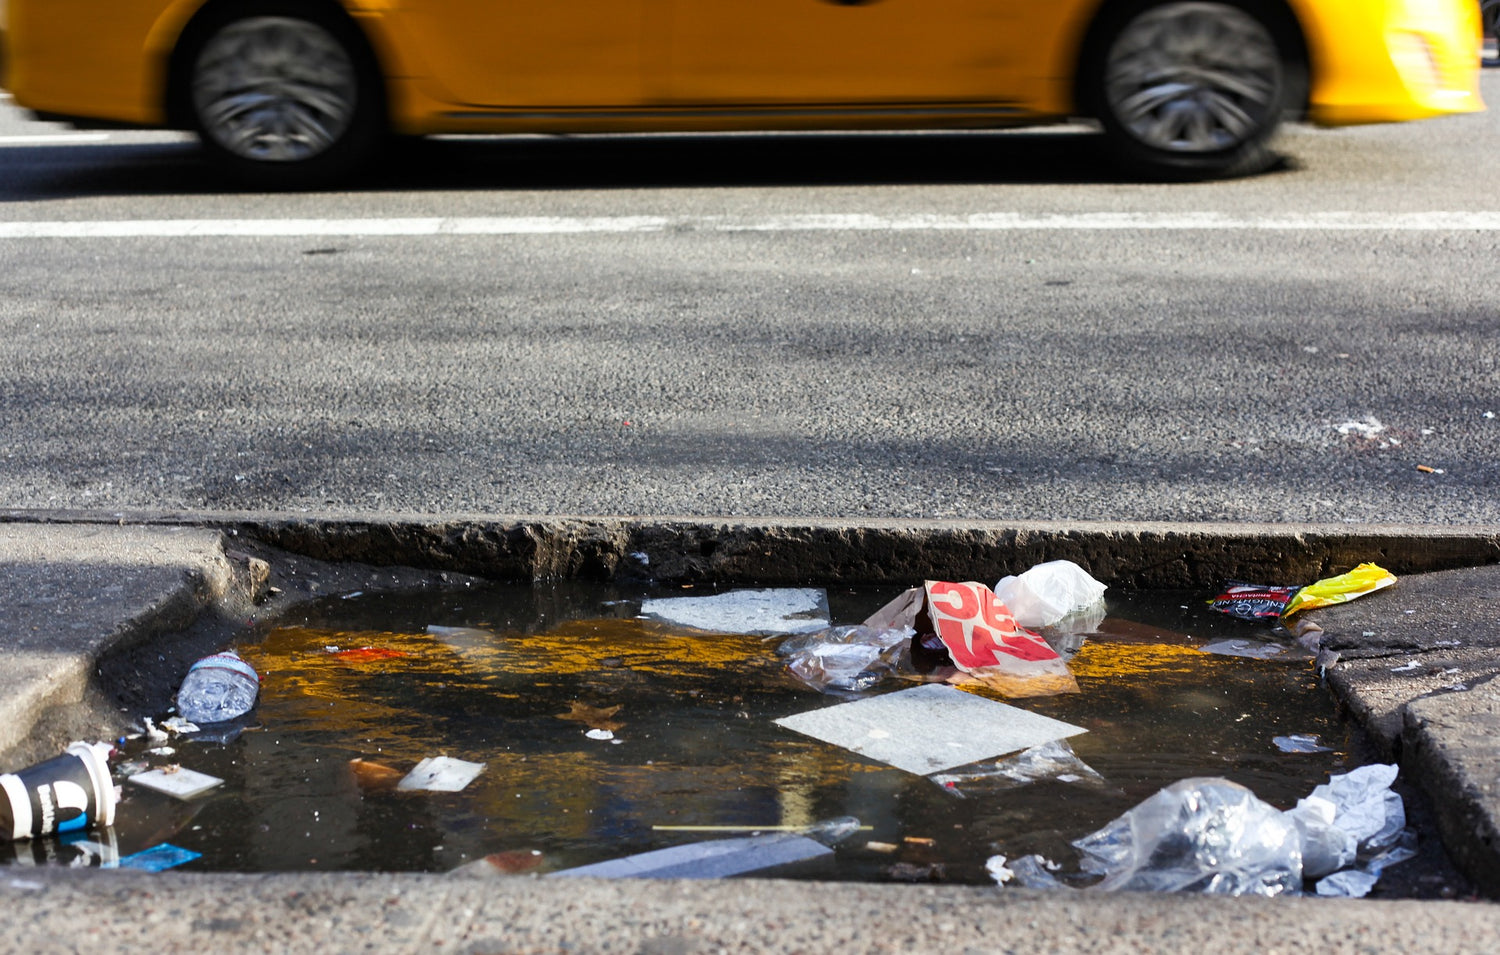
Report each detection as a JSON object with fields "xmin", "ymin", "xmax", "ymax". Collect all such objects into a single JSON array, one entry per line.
[{"xmin": 0, "ymin": 524, "xmax": 235, "ymax": 755}]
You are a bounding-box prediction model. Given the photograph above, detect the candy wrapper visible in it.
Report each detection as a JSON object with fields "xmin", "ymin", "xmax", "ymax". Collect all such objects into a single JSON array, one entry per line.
[
  {"xmin": 1283, "ymin": 563, "xmax": 1396, "ymax": 618},
  {"xmin": 1208, "ymin": 582, "xmax": 1300, "ymax": 620}
]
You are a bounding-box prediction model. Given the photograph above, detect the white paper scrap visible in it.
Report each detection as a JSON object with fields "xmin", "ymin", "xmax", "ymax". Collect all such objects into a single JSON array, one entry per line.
[
  {"xmin": 127, "ymin": 767, "xmax": 224, "ymax": 799},
  {"xmin": 398, "ymin": 756, "xmax": 487, "ymax": 793},
  {"xmin": 774, "ymin": 684, "xmax": 1087, "ymax": 776},
  {"xmin": 640, "ymin": 588, "xmax": 830, "ymax": 635}
]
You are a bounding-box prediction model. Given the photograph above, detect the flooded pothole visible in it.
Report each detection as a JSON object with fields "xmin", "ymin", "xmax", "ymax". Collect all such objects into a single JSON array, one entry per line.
[{"xmin": 28, "ymin": 580, "xmax": 1395, "ymax": 889}]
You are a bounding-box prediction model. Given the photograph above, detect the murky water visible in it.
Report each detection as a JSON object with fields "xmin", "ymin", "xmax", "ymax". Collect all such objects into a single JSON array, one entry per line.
[{"xmin": 14, "ymin": 583, "xmax": 1350, "ymax": 883}]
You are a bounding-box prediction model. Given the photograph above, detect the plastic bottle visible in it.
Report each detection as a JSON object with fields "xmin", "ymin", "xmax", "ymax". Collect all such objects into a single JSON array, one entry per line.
[{"xmin": 175, "ymin": 650, "xmax": 260, "ymax": 723}]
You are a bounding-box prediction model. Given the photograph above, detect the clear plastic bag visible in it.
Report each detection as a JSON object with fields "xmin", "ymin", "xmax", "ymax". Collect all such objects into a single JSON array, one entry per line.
[
  {"xmin": 777, "ymin": 625, "xmax": 912, "ymax": 692},
  {"xmin": 994, "ymin": 560, "xmax": 1107, "ymax": 628},
  {"xmin": 1072, "ymin": 778, "xmax": 1302, "ymax": 896},
  {"xmin": 931, "ymin": 740, "xmax": 1105, "ymax": 797}
]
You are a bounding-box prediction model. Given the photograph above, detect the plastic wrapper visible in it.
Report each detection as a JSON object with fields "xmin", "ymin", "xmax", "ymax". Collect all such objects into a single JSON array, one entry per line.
[
  {"xmin": 993, "ymin": 560, "xmax": 1107, "ymax": 628},
  {"xmin": 1283, "ymin": 563, "xmax": 1397, "ymax": 618},
  {"xmin": 930, "ymin": 740, "xmax": 1105, "ymax": 797},
  {"xmin": 776, "ymin": 625, "xmax": 912, "ymax": 692},
  {"xmin": 1072, "ymin": 778, "xmax": 1303, "ymax": 896},
  {"xmin": 1208, "ymin": 582, "xmax": 1300, "ymax": 620},
  {"xmin": 865, "ymin": 581, "xmax": 1078, "ymax": 698}
]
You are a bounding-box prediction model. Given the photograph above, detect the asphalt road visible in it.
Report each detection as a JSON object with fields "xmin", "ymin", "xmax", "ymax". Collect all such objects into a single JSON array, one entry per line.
[{"xmin": 1, "ymin": 73, "xmax": 1497, "ymax": 524}]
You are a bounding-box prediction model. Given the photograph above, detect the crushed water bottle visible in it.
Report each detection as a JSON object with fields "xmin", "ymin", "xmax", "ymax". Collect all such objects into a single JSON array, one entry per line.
[{"xmin": 175, "ymin": 650, "xmax": 260, "ymax": 724}]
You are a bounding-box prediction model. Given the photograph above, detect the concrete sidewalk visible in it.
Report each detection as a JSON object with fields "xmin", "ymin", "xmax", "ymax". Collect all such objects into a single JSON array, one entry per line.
[{"xmin": 1, "ymin": 515, "xmax": 1498, "ymax": 953}]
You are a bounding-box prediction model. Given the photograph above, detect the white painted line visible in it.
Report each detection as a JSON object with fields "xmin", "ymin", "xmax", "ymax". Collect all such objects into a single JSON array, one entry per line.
[
  {"xmin": 0, "ymin": 132, "xmax": 111, "ymax": 145},
  {"xmin": 0, "ymin": 211, "xmax": 1499, "ymax": 240}
]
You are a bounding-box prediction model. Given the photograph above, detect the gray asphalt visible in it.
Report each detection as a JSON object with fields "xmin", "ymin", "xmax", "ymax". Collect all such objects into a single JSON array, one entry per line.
[{"xmin": 1, "ymin": 73, "xmax": 1498, "ymax": 526}]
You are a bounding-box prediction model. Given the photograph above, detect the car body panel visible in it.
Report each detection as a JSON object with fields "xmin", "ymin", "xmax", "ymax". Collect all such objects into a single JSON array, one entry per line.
[{"xmin": 1, "ymin": 0, "xmax": 1483, "ymax": 137}]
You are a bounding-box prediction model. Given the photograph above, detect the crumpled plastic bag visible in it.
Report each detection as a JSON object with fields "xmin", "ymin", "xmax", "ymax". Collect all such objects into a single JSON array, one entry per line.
[
  {"xmin": 994, "ymin": 560, "xmax": 1107, "ymax": 628},
  {"xmin": 1283, "ymin": 792, "xmax": 1357, "ymax": 878},
  {"xmin": 1301, "ymin": 763, "xmax": 1405, "ymax": 852},
  {"xmin": 1283, "ymin": 563, "xmax": 1396, "ymax": 618},
  {"xmin": 776, "ymin": 625, "xmax": 912, "ymax": 692},
  {"xmin": 1072, "ymin": 778, "xmax": 1303, "ymax": 896}
]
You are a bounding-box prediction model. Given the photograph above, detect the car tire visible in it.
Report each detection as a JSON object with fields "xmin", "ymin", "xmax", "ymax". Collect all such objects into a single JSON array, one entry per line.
[
  {"xmin": 1083, "ymin": 0, "xmax": 1305, "ymax": 180},
  {"xmin": 1483, "ymin": 0, "xmax": 1500, "ymax": 41},
  {"xmin": 179, "ymin": 3, "xmax": 385, "ymax": 188}
]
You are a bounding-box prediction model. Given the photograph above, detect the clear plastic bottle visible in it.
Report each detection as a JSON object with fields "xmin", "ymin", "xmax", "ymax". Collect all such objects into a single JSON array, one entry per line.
[{"xmin": 175, "ymin": 650, "xmax": 260, "ymax": 723}]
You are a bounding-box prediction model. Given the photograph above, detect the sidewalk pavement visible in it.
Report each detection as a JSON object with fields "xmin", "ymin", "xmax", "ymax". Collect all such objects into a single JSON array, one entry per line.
[{"xmin": 1, "ymin": 516, "xmax": 1498, "ymax": 953}]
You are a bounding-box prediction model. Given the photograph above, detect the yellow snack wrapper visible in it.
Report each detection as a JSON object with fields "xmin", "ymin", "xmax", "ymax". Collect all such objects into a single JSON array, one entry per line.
[{"xmin": 1283, "ymin": 563, "xmax": 1397, "ymax": 617}]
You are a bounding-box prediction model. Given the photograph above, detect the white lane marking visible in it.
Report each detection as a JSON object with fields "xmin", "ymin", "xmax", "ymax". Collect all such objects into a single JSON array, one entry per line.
[
  {"xmin": 1, "ymin": 212, "xmax": 1499, "ymax": 239},
  {"xmin": 0, "ymin": 133, "xmax": 111, "ymax": 145}
]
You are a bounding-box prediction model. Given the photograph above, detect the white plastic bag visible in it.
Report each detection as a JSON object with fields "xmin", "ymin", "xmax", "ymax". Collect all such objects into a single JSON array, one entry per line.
[{"xmin": 994, "ymin": 560, "xmax": 1107, "ymax": 628}]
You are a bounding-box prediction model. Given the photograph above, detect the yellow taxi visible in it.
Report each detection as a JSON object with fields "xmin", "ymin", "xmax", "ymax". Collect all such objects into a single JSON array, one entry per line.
[{"xmin": 0, "ymin": 0, "xmax": 1484, "ymax": 186}]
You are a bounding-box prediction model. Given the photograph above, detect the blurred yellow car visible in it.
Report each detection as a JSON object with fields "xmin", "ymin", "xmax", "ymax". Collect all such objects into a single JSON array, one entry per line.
[{"xmin": 0, "ymin": 0, "xmax": 1484, "ymax": 186}]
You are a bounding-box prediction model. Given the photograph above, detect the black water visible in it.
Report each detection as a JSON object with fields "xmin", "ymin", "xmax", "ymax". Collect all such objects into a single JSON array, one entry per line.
[{"xmin": 13, "ymin": 583, "xmax": 1353, "ymax": 884}]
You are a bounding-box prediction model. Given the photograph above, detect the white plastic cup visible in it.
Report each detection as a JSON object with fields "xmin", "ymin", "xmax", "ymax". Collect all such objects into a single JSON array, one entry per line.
[{"xmin": 0, "ymin": 741, "xmax": 117, "ymax": 841}]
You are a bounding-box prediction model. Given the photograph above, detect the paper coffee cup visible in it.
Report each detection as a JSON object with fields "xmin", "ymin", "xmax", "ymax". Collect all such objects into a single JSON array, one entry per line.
[{"xmin": 0, "ymin": 742, "xmax": 117, "ymax": 841}]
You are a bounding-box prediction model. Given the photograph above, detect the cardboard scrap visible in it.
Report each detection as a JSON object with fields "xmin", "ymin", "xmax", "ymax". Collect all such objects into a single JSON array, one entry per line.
[{"xmin": 774, "ymin": 683, "xmax": 1087, "ymax": 776}]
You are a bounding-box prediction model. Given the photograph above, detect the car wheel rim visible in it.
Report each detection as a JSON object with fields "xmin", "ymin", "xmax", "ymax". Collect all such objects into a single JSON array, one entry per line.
[
  {"xmin": 1104, "ymin": 2, "xmax": 1281, "ymax": 154},
  {"xmin": 192, "ymin": 17, "xmax": 357, "ymax": 163}
]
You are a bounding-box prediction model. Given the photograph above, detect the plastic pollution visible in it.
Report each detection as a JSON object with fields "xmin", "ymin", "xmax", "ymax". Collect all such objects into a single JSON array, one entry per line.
[
  {"xmin": 930, "ymin": 739, "xmax": 1105, "ymax": 796},
  {"xmin": 1284, "ymin": 792, "xmax": 1357, "ymax": 878},
  {"xmin": 991, "ymin": 853, "xmax": 1070, "ymax": 889},
  {"xmin": 175, "ymin": 650, "xmax": 260, "ymax": 724},
  {"xmin": 1208, "ymin": 582, "xmax": 1300, "ymax": 620},
  {"xmin": 1, "ymin": 829, "xmax": 119, "ymax": 868},
  {"xmin": 993, "ymin": 560, "xmax": 1107, "ymax": 628},
  {"xmin": 774, "ymin": 683, "xmax": 1087, "ymax": 776},
  {"xmin": 776, "ymin": 625, "xmax": 913, "ymax": 692},
  {"xmin": 1273, "ymin": 734, "xmax": 1333, "ymax": 754},
  {"xmin": 1302, "ymin": 763, "xmax": 1405, "ymax": 852},
  {"xmin": 548, "ymin": 833, "xmax": 832, "ymax": 879},
  {"xmin": 117, "ymin": 842, "xmax": 202, "ymax": 872},
  {"xmin": 1, "ymin": 741, "xmax": 116, "ymax": 840},
  {"xmin": 1283, "ymin": 563, "xmax": 1397, "ymax": 617},
  {"xmin": 1072, "ymin": 778, "xmax": 1303, "ymax": 896},
  {"xmin": 865, "ymin": 581, "xmax": 1078, "ymax": 697}
]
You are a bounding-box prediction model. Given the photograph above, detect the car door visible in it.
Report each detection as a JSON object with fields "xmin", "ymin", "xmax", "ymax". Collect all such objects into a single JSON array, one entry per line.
[
  {"xmin": 661, "ymin": 0, "xmax": 1022, "ymax": 104},
  {"xmin": 393, "ymin": 0, "xmax": 652, "ymax": 107}
]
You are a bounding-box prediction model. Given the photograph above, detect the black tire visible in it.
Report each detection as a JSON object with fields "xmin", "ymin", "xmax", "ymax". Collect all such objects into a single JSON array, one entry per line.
[
  {"xmin": 177, "ymin": 2, "xmax": 385, "ymax": 189},
  {"xmin": 1483, "ymin": 0, "xmax": 1500, "ymax": 41},
  {"xmin": 1082, "ymin": 0, "xmax": 1305, "ymax": 180}
]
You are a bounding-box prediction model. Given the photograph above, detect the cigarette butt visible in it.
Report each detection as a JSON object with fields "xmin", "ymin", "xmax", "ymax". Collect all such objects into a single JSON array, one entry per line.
[
  {"xmin": 865, "ymin": 841, "xmax": 899, "ymax": 853},
  {"xmin": 1416, "ymin": 465, "xmax": 1436, "ymax": 473},
  {"xmin": 903, "ymin": 836, "xmax": 936, "ymax": 847}
]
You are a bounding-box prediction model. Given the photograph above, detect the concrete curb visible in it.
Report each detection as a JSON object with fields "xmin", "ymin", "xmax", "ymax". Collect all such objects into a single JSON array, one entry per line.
[
  {"xmin": 6, "ymin": 508, "xmax": 1500, "ymax": 587},
  {"xmin": 3, "ymin": 868, "xmax": 1500, "ymax": 955}
]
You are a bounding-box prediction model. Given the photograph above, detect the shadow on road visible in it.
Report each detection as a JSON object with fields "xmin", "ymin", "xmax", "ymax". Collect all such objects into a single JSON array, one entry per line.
[{"xmin": 0, "ymin": 128, "xmax": 1298, "ymax": 200}]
